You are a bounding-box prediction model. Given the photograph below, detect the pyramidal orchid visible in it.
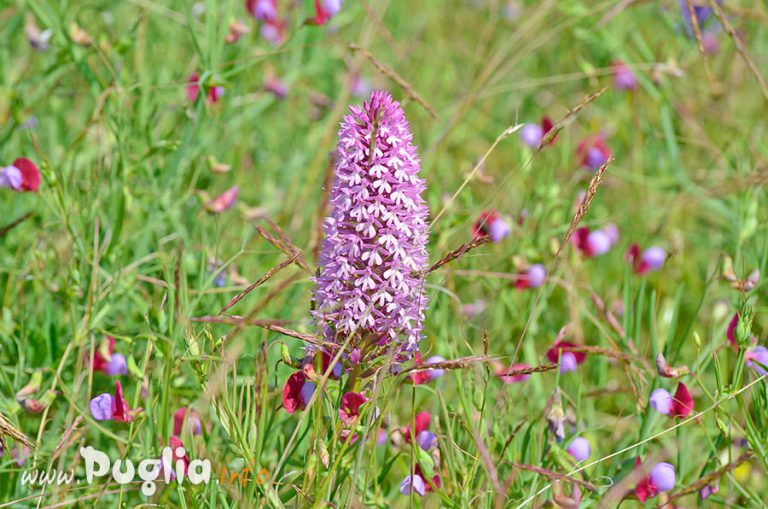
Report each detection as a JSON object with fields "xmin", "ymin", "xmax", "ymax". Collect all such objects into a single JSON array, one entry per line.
[{"xmin": 313, "ymin": 91, "xmax": 429, "ymax": 360}]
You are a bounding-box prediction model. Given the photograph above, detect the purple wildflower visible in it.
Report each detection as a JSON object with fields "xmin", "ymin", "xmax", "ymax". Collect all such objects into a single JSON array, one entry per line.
[
  {"xmin": 560, "ymin": 352, "xmax": 578, "ymax": 373},
  {"xmin": 400, "ymin": 474, "xmax": 426, "ymax": 496},
  {"xmin": 746, "ymin": 346, "xmax": 768, "ymax": 375},
  {"xmin": 519, "ymin": 123, "xmax": 543, "ymax": 148},
  {"xmin": 313, "ymin": 91, "xmax": 429, "ymax": 358},
  {"xmin": 0, "ymin": 166, "xmax": 23, "ymax": 190},
  {"xmin": 105, "ymin": 353, "xmax": 128, "ymax": 376},
  {"xmin": 488, "ymin": 216, "xmax": 511, "ymax": 242},
  {"xmin": 90, "ymin": 393, "xmax": 115, "ymax": 421},
  {"xmin": 641, "ymin": 246, "xmax": 666, "ymax": 272},
  {"xmin": 612, "ymin": 61, "xmax": 637, "ymax": 91},
  {"xmin": 649, "ymin": 388, "xmax": 673, "ymax": 415},
  {"xmin": 679, "ymin": 0, "xmax": 720, "ymax": 37},
  {"xmin": 526, "ymin": 264, "xmax": 547, "ymax": 288},
  {"xmin": 418, "ymin": 430, "xmax": 437, "ymax": 451},
  {"xmin": 650, "ymin": 462, "xmax": 676, "ymax": 491},
  {"xmin": 586, "ymin": 230, "xmax": 611, "ymax": 256},
  {"xmin": 567, "ymin": 437, "xmax": 591, "ymax": 462}
]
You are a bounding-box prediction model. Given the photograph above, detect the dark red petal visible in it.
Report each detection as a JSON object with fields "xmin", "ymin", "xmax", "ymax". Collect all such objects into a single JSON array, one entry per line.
[
  {"xmin": 727, "ymin": 313, "xmax": 739, "ymax": 350},
  {"xmin": 472, "ymin": 210, "xmax": 498, "ymax": 239},
  {"xmin": 173, "ymin": 407, "xmax": 187, "ymax": 436},
  {"xmin": 13, "ymin": 158, "xmax": 41, "ymax": 192},
  {"xmin": 546, "ymin": 341, "xmax": 586, "ymax": 364},
  {"xmin": 571, "ymin": 227, "xmax": 592, "ymax": 256},
  {"xmin": 282, "ymin": 372, "xmax": 306, "ymax": 413},
  {"xmin": 671, "ymin": 382, "xmax": 694, "ymax": 417}
]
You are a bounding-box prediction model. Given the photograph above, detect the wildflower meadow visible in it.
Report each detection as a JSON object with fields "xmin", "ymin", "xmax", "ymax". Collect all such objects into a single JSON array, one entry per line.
[{"xmin": 2, "ymin": 0, "xmax": 768, "ymax": 507}]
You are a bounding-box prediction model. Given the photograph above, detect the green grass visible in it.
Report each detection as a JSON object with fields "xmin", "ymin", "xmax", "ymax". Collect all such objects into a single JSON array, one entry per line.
[{"xmin": 2, "ymin": 0, "xmax": 768, "ymax": 507}]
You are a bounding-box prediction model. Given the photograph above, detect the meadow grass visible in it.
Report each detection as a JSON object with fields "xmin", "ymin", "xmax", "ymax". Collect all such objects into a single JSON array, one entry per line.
[{"xmin": 1, "ymin": 0, "xmax": 768, "ymax": 507}]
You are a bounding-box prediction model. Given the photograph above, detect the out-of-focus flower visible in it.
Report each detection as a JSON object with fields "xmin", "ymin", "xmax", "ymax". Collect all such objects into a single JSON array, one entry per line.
[
  {"xmin": 626, "ymin": 244, "xmax": 666, "ymax": 274},
  {"xmin": 306, "ymin": 0, "xmax": 343, "ymax": 25},
  {"xmin": 679, "ymin": 0, "xmax": 720, "ymax": 37},
  {"xmin": 516, "ymin": 264, "xmax": 546, "ymax": 290},
  {"xmin": 634, "ymin": 458, "xmax": 676, "ymax": 501},
  {"xmin": 187, "ymin": 73, "xmax": 224, "ymax": 104},
  {"xmin": 571, "ymin": 227, "xmax": 617, "ymax": 257},
  {"xmin": 495, "ymin": 362, "xmax": 531, "ymax": 383},
  {"xmin": 173, "ymin": 407, "xmax": 203, "ymax": 436},
  {"xmin": 207, "ymin": 258, "xmax": 227, "ymax": 287},
  {"xmin": 472, "ymin": 210, "xmax": 510, "ymax": 242},
  {"xmin": 69, "ymin": 23, "xmax": 92, "ymax": 46},
  {"xmin": 546, "ymin": 341, "xmax": 586, "ymax": 373},
  {"xmin": 246, "ymin": 0, "xmax": 277, "ymax": 22},
  {"xmin": 282, "ymin": 372, "xmax": 315, "ymax": 413},
  {"xmin": 204, "ymin": 186, "xmax": 239, "ymax": 213},
  {"xmin": 312, "ymin": 91, "xmax": 429, "ymax": 359},
  {"xmin": 567, "ymin": 437, "xmax": 591, "ymax": 462},
  {"xmin": 339, "ymin": 392, "xmax": 367, "ymax": 425},
  {"xmin": 260, "ymin": 19, "xmax": 286, "ymax": 45},
  {"xmin": 519, "ymin": 117, "xmax": 556, "ymax": 148},
  {"xmin": 400, "ymin": 411, "xmax": 431, "ymax": 444},
  {"xmin": 409, "ymin": 353, "xmax": 446, "ymax": 384},
  {"xmin": 462, "ymin": 300, "xmax": 486, "ymax": 318},
  {"xmin": 722, "ymin": 256, "xmax": 760, "ymax": 292},
  {"xmin": 746, "ymin": 346, "xmax": 768, "ymax": 376},
  {"xmin": 612, "ymin": 60, "xmax": 637, "ymax": 91},
  {"xmin": 225, "ymin": 20, "xmax": 251, "ymax": 44},
  {"xmin": 649, "ymin": 383, "xmax": 693, "ymax": 418},
  {"xmin": 264, "ymin": 75, "xmax": 288, "ymax": 99},
  {"xmin": 164, "ymin": 436, "xmax": 190, "ymax": 477},
  {"xmin": 350, "ymin": 72, "xmax": 372, "ymax": 98},
  {"xmin": 25, "ymin": 15, "xmax": 52, "ymax": 51},
  {"xmin": 0, "ymin": 158, "xmax": 41, "ymax": 192},
  {"xmin": 700, "ymin": 479, "xmax": 719, "ymax": 499},
  {"xmin": 576, "ymin": 135, "xmax": 612, "ymax": 170}
]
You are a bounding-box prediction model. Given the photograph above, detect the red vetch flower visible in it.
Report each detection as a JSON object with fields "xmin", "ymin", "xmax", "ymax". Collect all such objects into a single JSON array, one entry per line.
[
  {"xmin": 626, "ymin": 243, "xmax": 666, "ymax": 274},
  {"xmin": 173, "ymin": 407, "xmax": 202, "ymax": 436},
  {"xmin": 306, "ymin": 0, "xmax": 342, "ymax": 25},
  {"xmin": 576, "ymin": 135, "xmax": 612, "ymax": 170},
  {"xmin": 90, "ymin": 380, "xmax": 140, "ymax": 422},
  {"xmin": 13, "ymin": 158, "xmax": 41, "ymax": 192},
  {"xmin": 547, "ymin": 341, "xmax": 587, "ymax": 374},
  {"xmin": 165, "ymin": 436, "xmax": 190, "ymax": 477},
  {"xmin": 633, "ymin": 458, "xmax": 676, "ymax": 501},
  {"xmin": 187, "ymin": 73, "xmax": 224, "ymax": 104},
  {"xmin": 571, "ymin": 227, "xmax": 615, "ymax": 257},
  {"xmin": 205, "ymin": 186, "xmax": 239, "ymax": 213},
  {"xmin": 472, "ymin": 210, "xmax": 511, "ymax": 242},
  {"xmin": 727, "ymin": 312, "xmax": 739, "ymax": 350},
  {"xmin": 401, "ymin": 411, "xmax": 431, "ymax": 444},
  {"xmin": 282, "ymin": 371, "xmax": 315, "ymax": 413},
  {"xmin": 246, "ymin": 0, "xmax": 277, "ymax": 22},
  {"xmin": 339, "ymin": 391, "xmax": 367, "ymax": 425},
  {"xmin": 515, "ymin": 264, "xmax": 546, "ymax": 290},
  {"xmin": 495, "ymin": 363, "xmax": 531, "ymax": 383},
  {"xmin": 88, "ymin": 336, "xmax": 115, "ymax": 373},
  {"xmin": 669, "ymin": 382, "xmax": 694, "ymax": 418},
  {"xmin": 111, "ymin": 380, "xmax": 134, "ymax": 422},
  {"xmin": 321, "ymin": 351, "xmax": 342, "ymax": 379},
  {"xmin": 408, "ymin": 353, "xmax": 446, "ymax": 385}
]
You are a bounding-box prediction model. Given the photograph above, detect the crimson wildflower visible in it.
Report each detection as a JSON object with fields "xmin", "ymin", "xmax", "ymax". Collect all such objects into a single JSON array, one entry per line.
[
  {"xmin": 571, "ymin": 227, "xmax": 617, "ymax": 257},
  {"xmin": 307, "ymin": 0, "xmax": 342, "ymax": 25},
  {"xmin": 282, "ymin": 371, "xmax": 314, "ymax": 413},
  {"xmin": 187, "ymin": 73, "xmax": 224, "ymax": 104},
  {"xmin": 313, "ymin": 91, "xmax": 429, "ymax": 359},
  {"xmin": 173, "ymin": 407, "xmax": 203, "ymax": 436},
  {"xmin": 634, "ymin": 459, "xmax": 676, "ymax": 500},
  {"xmin": 246, "ymin": 0, "xmax": 276, "ymax": 21},
  {"xmin": 164, "ymin": 436, "xmax": 190, "ymax": 478},
  {"xmin": 89, "ymin": 381, "xmax": 138, "ymax": 423},
  {"xmin": 400, "ymin": 465, "xmax": 440, "ymax": 496},
  {"xmin": 576, "ymin": 135, "xmax": 612, "ymax": 170},
  {"xmin": 546, "ymin": 341, "xmax": 586, "ymax": 373},
  {"xmin": 519, "ymin": 116, "xmax": 556, "ymax": 148},
  {"xmin": 339, "ymin": 391, "xmax": 367, "ymax": 425},
  {"xmin": 472, "ymin": 210, "xmax": 510, "ymax": 243},
  {"xmin": 726, "ymin": 312, "xmax": 739, "ymax": 349},
  {"xmin": 409, "ymin": 353, "xmax": 446, "ymax": 384},
  {"xmin": 649, "ymin": 383, "xmax": 694, "ymax": 418},
  {"xmin": 746, "ymin": 346, "xmax": 768, "ymax": 375},
  {"xmin": 516, "ymin": 263, "xmax": 546, "ymax": 290},
  {"xmin": 626, "ymin": 243, "xmax": 666, "ymax": 274},
  {"xmin": 400, "ymin": 411, "xmax": 431, "ymax": 444},
  {"xmin": 0, "ymin": 158, "xmax": 41, "ymax": 192}
]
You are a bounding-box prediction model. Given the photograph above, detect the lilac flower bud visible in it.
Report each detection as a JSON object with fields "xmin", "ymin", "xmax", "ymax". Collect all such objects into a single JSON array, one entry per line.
[
  {"xmin": 642, "ymin": 247, "xmax": 666, "ymax": 272},
  {"xmin": 400, "ymin": 474, "xmax": 426, "ymax": 496},
  {"xmin": 313, "ymin": 91, "xmax": 429, "ymax": 357},
  {"xmin": 105, "ymin": 353, "xmax": 128, "ymax": 376},
  {"xmin": 560, "ymin": 352, "xmax": 578, "ymax": 373},
  {"xmin": 519, "ymin": 123, "xmax": 543, "ymax": 148},
  {"xmin": 488, "ymin": 217, "xmax": 511, "ymax": 243},
  {"xmin": 612, "ymin": 61, "xmax": 637, "ymax": 91},
  {"xmin": 0, "ymin": 166, "xmax": 23, "ymax": 190},
  {"xmin": 586, "ymin": 230, "xmax": 611, "ymax": 256},
  {"xmin": 746, "ymin": 346, "xmax": 768, "ymax": 375},
  {"xmin": 650, "ymin": 462, "xmax": 676, "ymax": 491},
  {"xmin": 90, "ymin": 393, "xmax": 115, "ymax": 421},
  {"xmin": 418, "ymin": 430, "xmax": 437, "ymax": 451},
  {"xmin": 527, "ymin": 264, "xmax": 547, "ymax": 288},
  {"xmin": 649, "ymin": 388, "xmax": 672, "ymax": 415},
  {"xmin": 567, "ymin": 437, "xmax": 591, "ymax": 462}
]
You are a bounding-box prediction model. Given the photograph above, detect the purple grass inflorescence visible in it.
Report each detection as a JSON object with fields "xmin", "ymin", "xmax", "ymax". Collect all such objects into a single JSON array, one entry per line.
[{"xmin": 313, "ymin": 91, "xmax": 429, "ymax": 360}]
